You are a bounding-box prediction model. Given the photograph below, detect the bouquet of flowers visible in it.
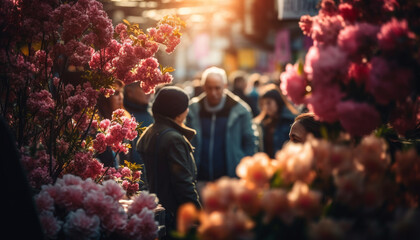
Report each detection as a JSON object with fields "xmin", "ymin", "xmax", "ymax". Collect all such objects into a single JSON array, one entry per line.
[
  {"xmin": 176, "ymin": 135, "xmax": 420, "ymax": 240},
  {"xmin": 280, "ymin": 0, "xmax": 419, "ymax": 138},
  {"xmin": 1, "ymin": 0, "xmax": 184, "ymax": 238}
]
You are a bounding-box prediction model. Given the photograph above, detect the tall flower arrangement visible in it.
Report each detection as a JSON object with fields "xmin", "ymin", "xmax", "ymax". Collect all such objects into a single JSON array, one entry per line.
[
  {"xmin": 1, "ymin": 0, "xmax": 184, "ymax": 238},
  {"xmin": 0, "ymin": 0, "xmax": 184, "ymax": 186},
  {"xmin": 280, "ymin": 0, "xmax": 419, "ymax": 138}
]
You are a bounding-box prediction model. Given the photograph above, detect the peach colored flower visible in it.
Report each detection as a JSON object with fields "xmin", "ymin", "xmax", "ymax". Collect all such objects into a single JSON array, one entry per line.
[
  {"xmin": 233, "ymin": 182, "xmax": 261, "ymax": 216},
  {"xmin": 236, "ymin": 152, "xmax": 274, "ymax": 188},
  {"xmin": 308, "ymin": 218, "xmax": 346, "ymax": 240},
  {"xmin": 201, "ymin": 177, "xmax": 239, "ymax": 212},
  {"xmin": 177, "ymin": 203, "xmax": 199, "ymax": 235},
  {"xmin": 274, "ymin": 141, "xmax": 316, "ymax": 184},
  {"xmin": 287, "ymin": 181, "xmax": 322, "ymax": 217},
  {"xmin": 355, "ymin": 134, "xmax": 390, "ymax": 178},
  {"xmin": 261, "ymin": 189, "xmax": 292, "ymax": 224},
  {"xmin": 333, "ymin": 171, "xmax": 364, "ymax": 206}
]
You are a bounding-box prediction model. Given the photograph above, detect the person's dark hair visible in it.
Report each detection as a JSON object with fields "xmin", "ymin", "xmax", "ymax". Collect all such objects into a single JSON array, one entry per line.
[
  {"xmin": 259, "ymin": 84, "xmax": 299, "ymax": 117},
  {"xmin": 294, "ymin": 112, "xmax": 322, "ymax": 138}
]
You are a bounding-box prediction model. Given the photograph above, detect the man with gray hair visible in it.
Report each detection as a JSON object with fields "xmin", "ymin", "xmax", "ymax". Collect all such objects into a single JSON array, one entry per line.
[{"xmin": 186, "ymin": 66, "xmax": 257, "ymax": 183}]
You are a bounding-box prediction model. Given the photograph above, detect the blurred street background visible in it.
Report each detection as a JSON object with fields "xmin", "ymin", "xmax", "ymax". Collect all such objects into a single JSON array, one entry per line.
[{"xmin": 101, "ymin": 0, "xmax": 318, "ymax": 84}]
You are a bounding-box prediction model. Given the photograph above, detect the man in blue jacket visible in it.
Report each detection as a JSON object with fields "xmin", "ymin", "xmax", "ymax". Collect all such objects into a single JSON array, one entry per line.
[{"xmin": 186, "ymin": 67, "xmax": 257, "ymax": 182}]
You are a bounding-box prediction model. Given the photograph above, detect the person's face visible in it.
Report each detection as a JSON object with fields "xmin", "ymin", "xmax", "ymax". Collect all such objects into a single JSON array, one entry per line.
[
  {"xmin": 289, "ymin": 121, "xmax": 307, "ymax": 143},
  {"xmin": 203, "ymin": 74, "xmax": 225, "ymax": 106},
  {"xmin": 110, "ymin": 88, "xmax": 124, "ymax": 111},
  {"xmin": 260, "ymin": 98, "xmax": 278, "ymax": 118}
]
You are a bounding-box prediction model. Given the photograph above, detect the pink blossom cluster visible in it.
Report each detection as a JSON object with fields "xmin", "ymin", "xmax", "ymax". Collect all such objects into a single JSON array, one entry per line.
[
  {"xmin": 88, "ymin": 16, "xmax": 183, "ymax": 94},
  {"xmin": 48, "ymin": 0, "xmax": 113, "ymax": 66},
  {"xmin": 148, "ymin": 23, "xmax": 181, "ymax": 53},
  {"xmin": 93, "ymin": 109, "xmax": 138, "ymax": 154},
  {"xmin": 280, "ymin": 0, "xmax": 420, "ymax": 137},
  {"xmin": 26, "ymin": 90, "xmax": 55, "ymax": 117},
  {"xmin": 177, "ymin": 134, "xmax": 420, "ymax": 239},
  {"xmin": 102, "ymin": 166, "xmax": 143, "ymax": 197},
  {"xmin": 35, "ymin": 174, "xmax": 158, "ymax": 240},
  {"xmin": 20, "ymin": 149, "xmax": 53, "ymax": 189}
]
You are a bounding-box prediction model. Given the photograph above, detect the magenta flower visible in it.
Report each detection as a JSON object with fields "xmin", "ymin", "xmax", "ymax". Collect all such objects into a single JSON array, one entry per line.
[
  {"xmin": 27, "ymin": 90, "xmax": 55, "ymax": 117},
  {"xmin": 337, "ymin": 100, "xmax": 381, "ymax": 136},
  {"xmin": 338, "ymin": 23, "xmax": 379, "ymax": 59},
  {"xmin": 304, "ymin": 45, "xmax": 348, "ymax": 86},
  {"xmin": 280, "ymin": 63, "xmax": 307, "ymax": 104},
  {"xmin": 307, "ymin": 85, "xmax": 344, "ymax": 123},
  {"xmin": 378, "ymin": 18, "xmax": 416, "ymax": 53},
  {"xmin": 367, "ymin": 57, "xmax": 412, "ymax": 105}
]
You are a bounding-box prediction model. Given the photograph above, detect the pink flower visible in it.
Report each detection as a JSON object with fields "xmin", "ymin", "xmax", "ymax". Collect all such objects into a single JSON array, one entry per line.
[
  {"xmin": 338, "ymin": 23, "xmax": 378, "ymax": 59},
  {"xmin": 35, "ymin": 191, "xmax": 55, "ymax": 213},
  {"xmin": 27, "ymin": 90, "xmax": 55, "ymax": 117},
  {"xmin": 93, "ymin": 132, "xmax": 107, "ymax": 153},
  {"xmin": 128, "ymin": 191, "xmax": 158, "ymax": 215},
  {"xmin": 102, "ymin": 179, "xmax": 126, "ymax": 201},
  {"xmin": 307, "ymin": 85, "xmax": 344, "ymax": 123},
  {"xmin": 378, "ymin": 18, "xmax": 416, "ymax": 53},
  {"xmin": 339, "ymin": 3, "xmax": 358, "ymax": 22},
  {"xmin": 346, "ymin": 62, "xmax": 371, "ymax": 86},
  {"xmin": 319, "ymin": 0, "xmax": 338, "ymax": 17},
  {"xmin": 310, "ymin": 15, "xmax": 345, "ymax": 46},
  {"xmin": 299, "ymin": 15, "xmax": 313, "ymax": 36},
  {"xmin": 124, "ymin": 208, "xmax": 158, "ymax": 240},
  {"xmin": 304, "ymin": 45, "xmax": 348, "ymax": 85},
  {"xmin": 55, "ymin": 185, "xmax": 85, "ymax": 211},
  {"xmin": 39, "ymin": 212, "xmax": 62, "ymax": 239},
  {"xmin": 280, "ymin": 63, "xmax": 307, "ymax": 104},
  {"xmin": 367, "ymin": 57, "xmax": 413, "ymax": 105},
  {"xmin": 337, "ymin": 100, "xmax": 381, "ymax": 136},
  {"xmin": 83, "ymin": 190, "xmax": 116, "ymax": 218},
  {"xmin": 63, "ymin": 209, "xmax": 100, "ymax": 240}
]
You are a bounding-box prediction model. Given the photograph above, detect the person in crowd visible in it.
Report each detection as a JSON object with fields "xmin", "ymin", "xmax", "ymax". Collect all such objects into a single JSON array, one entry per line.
[
  {"xmin": 123, "ymin": 82, "xmax": 154, "ymax": 166},
  {"xmin": 186, "ymin": 66, "xmax": 256, "ymax": 183},
  {"xmin": 246, "ymin": 73, "xmax": 261, "ymax": 117},
  {"xmin": 253, "ymin": 84, "xmax": 299, "ymax": 158},
  {"xmin": 136, "ymin": 86, "xmax": 201, "ymax": 239},
  {"xmin": 230, "ymin": 70, "xmax": 259, "ymax": 118},
  {"xmin": 96, "ymin": 80, "xmax": 132, "ymax": 167},
  {"xmin": 289, "ymin": 112, "xmax": 322, "ymax": 143}
]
